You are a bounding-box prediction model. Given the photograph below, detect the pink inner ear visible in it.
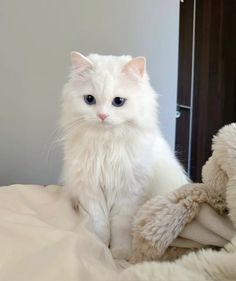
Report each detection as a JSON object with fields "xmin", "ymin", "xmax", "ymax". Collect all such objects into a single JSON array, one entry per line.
[
  {"xmin": 122, "ymin": 57, "xmax": 146, "ymax": 78},
  {"xmin": 71, "ymin": 51, "xmax": 93, "ymax": 74}
]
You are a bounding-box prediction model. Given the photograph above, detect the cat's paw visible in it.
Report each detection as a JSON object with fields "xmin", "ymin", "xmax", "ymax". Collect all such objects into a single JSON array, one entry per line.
[
  {"xmin": 111, "ymin": 247, "xmax": 132, "ymax": 261},
  {"xmin": 71, "ymin": 198, "xmax": 80, "ymax": 212}
]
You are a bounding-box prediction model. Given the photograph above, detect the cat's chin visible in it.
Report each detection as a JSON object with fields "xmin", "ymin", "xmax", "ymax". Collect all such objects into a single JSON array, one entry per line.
[
  {"xmin": 96, "ymin": 121, "xmax": 114, "ymax": 129},
  {"xmin": 92, "ymin": 120, "xmax": 123, "ymax": 130}
]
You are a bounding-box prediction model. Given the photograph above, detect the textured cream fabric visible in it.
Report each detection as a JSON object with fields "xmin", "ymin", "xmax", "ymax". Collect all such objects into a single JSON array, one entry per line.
[
  {"xmin": 0, "ymin": 185, "xmax": 123, "ymax": 281},
  {"xmin": 0, "ymin": 184, "xmax": 235, "ymax": 281}
]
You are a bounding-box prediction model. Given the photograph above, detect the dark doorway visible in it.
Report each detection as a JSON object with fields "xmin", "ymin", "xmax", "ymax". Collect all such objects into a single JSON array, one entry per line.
[{"xmin": 175, "ymin": 0, "xmax": 236, "ymax": 182}]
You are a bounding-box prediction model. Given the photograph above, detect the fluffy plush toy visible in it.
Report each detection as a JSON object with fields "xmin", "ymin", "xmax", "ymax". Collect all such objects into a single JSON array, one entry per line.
[{"xmin": 131, "ymin": 123, "xmax": 236, "ymax": 263}]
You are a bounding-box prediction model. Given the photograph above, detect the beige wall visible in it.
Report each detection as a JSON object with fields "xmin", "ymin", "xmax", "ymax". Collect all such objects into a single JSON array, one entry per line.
[{"xmin": 0, "ymin": 0, "xmax": 180, "ymax": 185}]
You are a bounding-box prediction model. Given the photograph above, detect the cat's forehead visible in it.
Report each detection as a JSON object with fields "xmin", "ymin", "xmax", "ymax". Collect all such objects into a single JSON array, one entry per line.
[
  {"xmin": 88, "ymin": 54, "xmax": 132, "ymax": 75},
  {"xmin": 86, "ymin": 54, "xmax": 132, "ymax": 95},
  {"xmin": 90, "ymin": 70, "xmax": 113, "ymax": 95}
]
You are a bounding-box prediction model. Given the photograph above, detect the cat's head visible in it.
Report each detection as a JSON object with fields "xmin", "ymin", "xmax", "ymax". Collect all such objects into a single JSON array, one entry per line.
[{"xmin": 62, "ymin": 52, "xmax": 158, "ymax": 135}]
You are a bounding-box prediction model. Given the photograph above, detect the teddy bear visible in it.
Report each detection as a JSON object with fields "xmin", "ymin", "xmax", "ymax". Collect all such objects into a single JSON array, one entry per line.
[{"xmin": 131, "ymin": 123, "xmax": 236, "ymax": 263}]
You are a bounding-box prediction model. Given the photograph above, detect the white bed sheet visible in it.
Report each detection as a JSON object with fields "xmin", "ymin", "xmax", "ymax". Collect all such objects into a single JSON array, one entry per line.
[{"xmin": 0, "ymin": 185, "xmax": 127, "ymax": 281}]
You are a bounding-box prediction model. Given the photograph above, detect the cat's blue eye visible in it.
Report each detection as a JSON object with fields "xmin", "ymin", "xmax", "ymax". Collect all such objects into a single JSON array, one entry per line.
[
  {"xmin": 112, "ymin": 97, "xmax": 126, "ymax": 107},
  {"xmin": 84, "ymin": 95, "xmax": 96, "ymax": 105}
]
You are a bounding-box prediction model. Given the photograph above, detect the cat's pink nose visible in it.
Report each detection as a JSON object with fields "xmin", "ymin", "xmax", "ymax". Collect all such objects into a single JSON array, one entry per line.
[{"xmin": 98, "ymin": 113, "xmax": 107, "ymax": 121}]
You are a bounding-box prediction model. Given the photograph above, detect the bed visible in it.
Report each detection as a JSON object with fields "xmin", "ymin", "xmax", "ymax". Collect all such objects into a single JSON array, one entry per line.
[{"xmin": 0, "ymin": 184, "xmax": 235, "ymax": 281}]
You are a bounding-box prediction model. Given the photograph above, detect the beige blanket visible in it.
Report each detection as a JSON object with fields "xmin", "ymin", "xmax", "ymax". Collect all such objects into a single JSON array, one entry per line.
[
  {"xmin": 0, "ymin": 184, "xmax": 236, "ymax": 281},
  {"xmin": 0, "ymin": 185, "xmax": 126, "ymax": 281}
]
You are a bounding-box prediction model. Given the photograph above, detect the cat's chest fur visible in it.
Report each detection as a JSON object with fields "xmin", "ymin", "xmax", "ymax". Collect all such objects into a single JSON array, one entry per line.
[{"xmin": 64, "ymin": 131, "xmax": 154, "ymax": 207}]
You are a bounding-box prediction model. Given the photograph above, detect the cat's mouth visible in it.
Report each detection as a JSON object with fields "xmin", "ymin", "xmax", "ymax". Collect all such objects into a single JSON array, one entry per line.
[
  {"xmin": 95, "ymin": 118, "xmax": 119, "ymax": 129},
  {"xmin": 97, "ymin": 120, "xmax": 112, "ymax": 127}
]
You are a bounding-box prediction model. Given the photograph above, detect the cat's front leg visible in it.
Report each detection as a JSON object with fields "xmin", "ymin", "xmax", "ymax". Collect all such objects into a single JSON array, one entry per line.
[
  {"xmin": 110, "ymin": 197, "xmax": 141, "ymax": 260},
  {"xmin": 110, "ymin": 215, "xmax": 132, "ymax": 260},
  {"xmin": 71, "ymin": 193, "xmax": 110, "ymax": 247}
]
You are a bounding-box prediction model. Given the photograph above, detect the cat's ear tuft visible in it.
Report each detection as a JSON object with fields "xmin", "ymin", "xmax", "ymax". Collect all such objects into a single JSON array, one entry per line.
[
  {"xmin": 122, "ymin": 57, "xmax": 146, "ymax": 79},
  {"xmin": 71, "ymin": 51, "xmax": 93, "ymax": 74}
]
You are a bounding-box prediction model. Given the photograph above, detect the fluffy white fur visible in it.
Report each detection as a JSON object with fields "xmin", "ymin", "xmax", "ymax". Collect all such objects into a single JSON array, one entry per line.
[
  {"xmin": 119, "ymin": 238, "xmax": 236, "ymax": 281},
  {"xmin": 119, "ymin": 123, "xmax": 236, "ymax": 280},
  {"xmin": 61, "ymin": 52, "xmax": 188, "ymax": 259},
  {"xmin": 131, "ymin": 123, "xmax": 236, "ymax": 263}
]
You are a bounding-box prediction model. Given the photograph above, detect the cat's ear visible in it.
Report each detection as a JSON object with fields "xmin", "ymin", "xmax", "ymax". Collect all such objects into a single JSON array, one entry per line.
[
  {"xmin": 71, "ymin": 51, "xmax": 93, "ymax": 74},
  {"xmin": 122, "ymin": 57, "xmax": 146, "ymax": 79}
]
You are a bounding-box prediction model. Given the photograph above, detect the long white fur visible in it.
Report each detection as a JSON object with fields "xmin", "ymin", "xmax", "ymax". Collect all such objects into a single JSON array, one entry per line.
[{"xmin": 61, "ymin": 52, "xmax": 188, "ymax": 259}]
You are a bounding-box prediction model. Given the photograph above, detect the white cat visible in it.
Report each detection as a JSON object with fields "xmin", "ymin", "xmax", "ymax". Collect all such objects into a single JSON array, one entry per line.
[{"xmin": 61, "ymin": 52, "xmax": 188, "ymax": 260}]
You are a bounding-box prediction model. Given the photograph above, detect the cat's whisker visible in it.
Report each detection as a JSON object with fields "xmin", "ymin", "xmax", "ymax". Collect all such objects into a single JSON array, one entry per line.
[
  {"xmin": 41, "ymin": 118, "xmax": 84, "ymax": 166},
  {"xmin": 58, "ymin": 118, "xmax": 86, "ymax": 142},
  {"xmin": 40, "ymin": 125, "xmax": 64, "ymax": 164}
]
